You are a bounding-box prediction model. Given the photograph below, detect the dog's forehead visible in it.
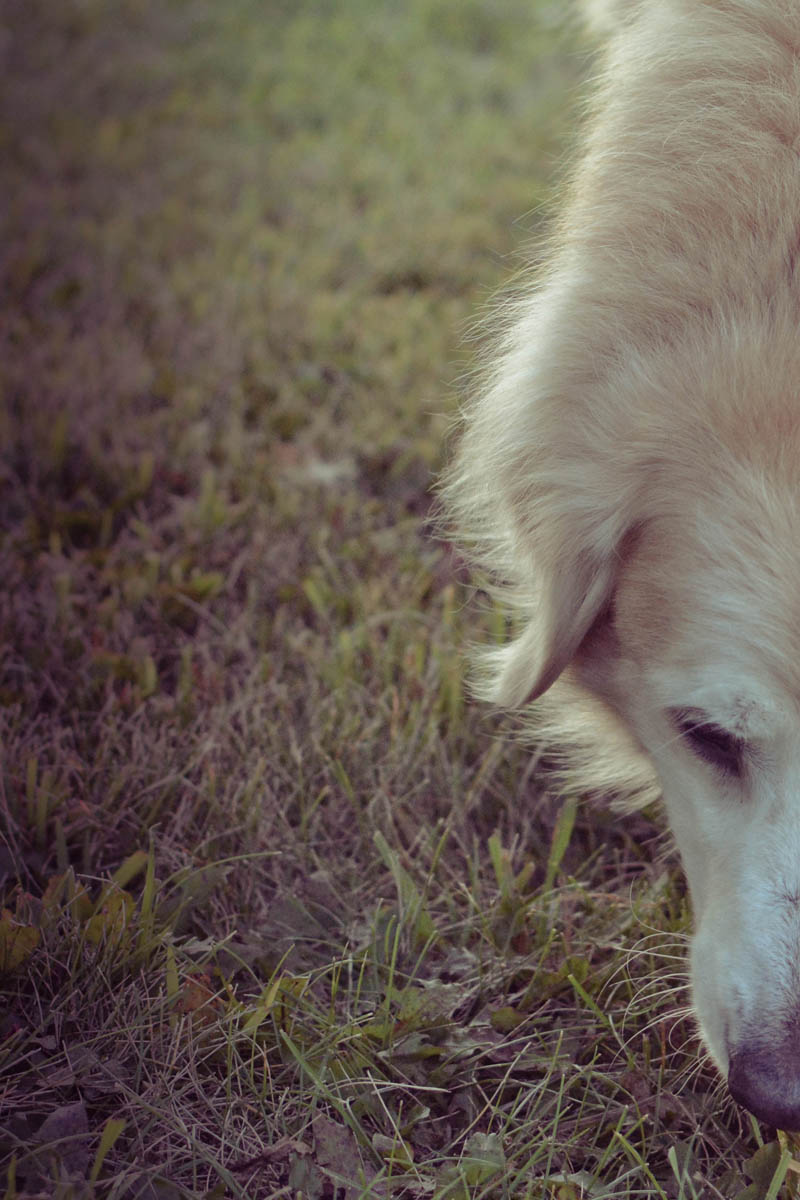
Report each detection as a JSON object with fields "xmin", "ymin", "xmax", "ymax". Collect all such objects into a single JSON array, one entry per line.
[
  {"xmin": 618, "ymin": 512, "xmax": 800, "ymax": 725},
  {"xmin": 636, "ymin": 589, "xmax": 800, "ymax": 730}
]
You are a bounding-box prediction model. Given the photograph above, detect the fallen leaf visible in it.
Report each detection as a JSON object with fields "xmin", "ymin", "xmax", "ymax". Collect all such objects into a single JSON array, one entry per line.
[
  {"xmin": 313, "ymin": 1112, "xmax": 367, "ymax": 1199},
  {"xmin": 35, "ymin": 1101, "xmax": 90, "ymax": 1178},
  {"xmin": 177, "ymin": 973, "xmax": 223, "ymax": 1026},
  {"xmin": 0, "ymin": 909, "xmax": 40, "ymax": 972}
]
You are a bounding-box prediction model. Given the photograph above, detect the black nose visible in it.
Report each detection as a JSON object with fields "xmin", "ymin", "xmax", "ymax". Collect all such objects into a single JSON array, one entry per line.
[{"xmin": 728, "ymin": 1046, "xmax": 800, "ymax": 1130}]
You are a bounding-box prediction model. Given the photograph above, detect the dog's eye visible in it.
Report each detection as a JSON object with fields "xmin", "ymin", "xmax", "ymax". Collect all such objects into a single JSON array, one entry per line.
[{"xmin": 671, "ymin": 709, "xmax": 746, "ymax": 775}]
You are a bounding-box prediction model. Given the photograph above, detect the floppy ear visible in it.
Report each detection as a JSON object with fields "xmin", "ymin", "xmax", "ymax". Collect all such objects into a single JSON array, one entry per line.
[{"xmin": 478, "ymin": 544, "xmax": 619, "ymax": 709}]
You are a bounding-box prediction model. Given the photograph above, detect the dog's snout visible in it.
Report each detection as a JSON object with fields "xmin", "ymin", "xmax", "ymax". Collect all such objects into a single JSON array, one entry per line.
[{"xmin": 728, "ymin": 1045, "xmax": 800, "ymax": 1130}]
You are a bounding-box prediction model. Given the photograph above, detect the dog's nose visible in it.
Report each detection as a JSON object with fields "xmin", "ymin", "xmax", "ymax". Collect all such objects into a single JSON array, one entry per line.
[{"xmin": 728, "ymin": 1045, "xmax": 800, "ymax": 1129}]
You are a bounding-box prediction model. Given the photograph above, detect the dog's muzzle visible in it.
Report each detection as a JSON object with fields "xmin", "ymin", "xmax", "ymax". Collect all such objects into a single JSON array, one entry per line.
[{"xmin": 728, "ymin": 1043, "xmax": 800, "ymax": 1130}]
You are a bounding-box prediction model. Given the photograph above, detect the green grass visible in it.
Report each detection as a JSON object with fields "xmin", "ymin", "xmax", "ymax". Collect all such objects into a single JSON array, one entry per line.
[{"xmin": 1, "ymin": 0, "xmax": 797, "ymax": 1195}]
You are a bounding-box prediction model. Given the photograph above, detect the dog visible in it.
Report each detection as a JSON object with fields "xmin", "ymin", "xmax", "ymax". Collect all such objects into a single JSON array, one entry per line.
[{"xmin": 443, "ymin": 0, "xmax": 800, "ymax": 1128}]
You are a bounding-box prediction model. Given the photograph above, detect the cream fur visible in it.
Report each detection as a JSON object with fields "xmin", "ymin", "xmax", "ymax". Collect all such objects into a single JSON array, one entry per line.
[{"xmin": 443, "ymin": 0, "xmax": 800, "ymax": 1124}]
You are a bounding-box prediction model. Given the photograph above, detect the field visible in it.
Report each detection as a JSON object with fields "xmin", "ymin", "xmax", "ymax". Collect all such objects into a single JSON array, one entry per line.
[{"xmin": 0, "ymin": 0, "xmax": 795, "ymax": 1196}]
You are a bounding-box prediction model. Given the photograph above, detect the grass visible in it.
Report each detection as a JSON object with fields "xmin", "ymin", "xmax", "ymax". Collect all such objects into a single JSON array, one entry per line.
[{"xmin": 0, "ymin": 0, "xmax": 797, "ymax": 1195}]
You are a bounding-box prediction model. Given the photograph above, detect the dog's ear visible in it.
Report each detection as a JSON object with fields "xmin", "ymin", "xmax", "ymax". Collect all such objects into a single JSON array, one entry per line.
[
  {"xmin": 445, "ymin": 360, "xmax": 640, "ymax": 711},
  {"xmin": 477, "ymin": 543, "xmax": 619, "ymax": 709}
]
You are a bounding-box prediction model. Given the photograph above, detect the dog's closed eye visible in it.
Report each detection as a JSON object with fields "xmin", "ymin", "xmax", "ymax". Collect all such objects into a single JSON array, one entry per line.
[{"xmin": 670, "ymin": 709, "xmax": 747, "ymax": 776}]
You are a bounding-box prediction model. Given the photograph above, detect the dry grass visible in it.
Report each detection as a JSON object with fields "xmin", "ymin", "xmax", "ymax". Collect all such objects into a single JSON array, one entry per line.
[{"xmin": 0, "ymin": 0, "xmax": 794, "ymax": 1196}]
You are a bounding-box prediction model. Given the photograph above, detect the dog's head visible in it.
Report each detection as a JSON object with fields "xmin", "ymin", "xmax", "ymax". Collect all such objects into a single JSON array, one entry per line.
[{"xmin": 481, "ymin": 323, "xmax": 800, "ymax": 1127}]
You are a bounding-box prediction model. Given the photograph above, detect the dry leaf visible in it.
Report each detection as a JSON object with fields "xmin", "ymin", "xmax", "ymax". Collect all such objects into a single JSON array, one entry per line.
[{"xmin": 0, "ymin": 909, "xmax": 40, "ymax": 972}]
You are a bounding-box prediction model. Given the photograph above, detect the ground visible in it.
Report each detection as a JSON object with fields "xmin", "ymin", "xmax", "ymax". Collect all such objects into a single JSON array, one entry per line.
[{"xmin": 0, "ymin": 0, "xmax": 795, "ymax": 1196}]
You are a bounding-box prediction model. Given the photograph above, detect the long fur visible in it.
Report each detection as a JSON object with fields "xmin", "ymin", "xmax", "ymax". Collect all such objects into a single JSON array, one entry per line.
[{"xmin": 441, "ymin": 0, "xmax": 800, "ymax": 808}]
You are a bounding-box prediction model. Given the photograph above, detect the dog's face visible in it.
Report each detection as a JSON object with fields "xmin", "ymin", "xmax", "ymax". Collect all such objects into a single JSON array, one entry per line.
[
  {"xmin": 457, "ymin": 325, "xmax": 800, "ymax": 1125},
  {"xmin": 579, "ymin": 506, "xmax": 800, "ymax": 1127}
]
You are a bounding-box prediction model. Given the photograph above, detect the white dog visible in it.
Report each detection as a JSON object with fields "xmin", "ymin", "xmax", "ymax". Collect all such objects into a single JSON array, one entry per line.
[{"xmin": 444, "ymin": 0, "xmax": 800, "ymax": 1128}]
